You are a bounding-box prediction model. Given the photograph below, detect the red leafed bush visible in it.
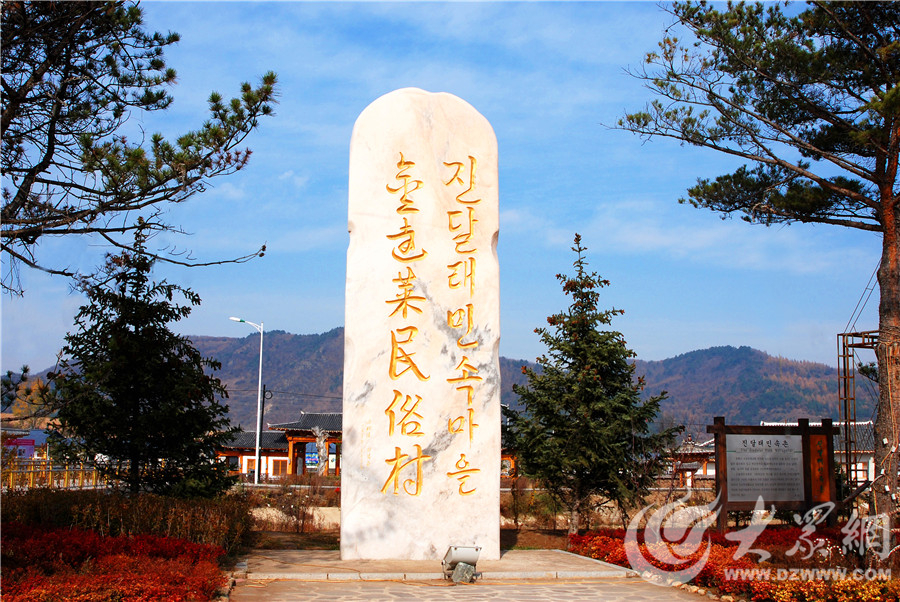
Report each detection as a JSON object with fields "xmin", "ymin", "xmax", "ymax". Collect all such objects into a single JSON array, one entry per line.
[
  {"xmin": 567, "ymin": 527, "xmax": 897, "ymax": 602},
  {"xmin": 1, "ymin": 522, "xmax": 225, "ymax": 602},
  {"xmin": 691, "ymin": 543, "xmax": 755, "ymax": 594},
  {"xmin": 4, "ymin": 557, "xmax": 224, "ymax": 602},
  {"xmin": 568, "ymin": 533, "xmax": 622, "ymax": 561},
  {"xmin": 2, "ymin": 522, "xmax": 224, "ymax": 570}
]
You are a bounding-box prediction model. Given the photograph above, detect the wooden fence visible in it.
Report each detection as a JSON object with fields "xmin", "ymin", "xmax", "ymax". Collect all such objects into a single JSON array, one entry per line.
[{"xmin": 2, "ymin": 459, "xmax": 109, "ymax": 491}]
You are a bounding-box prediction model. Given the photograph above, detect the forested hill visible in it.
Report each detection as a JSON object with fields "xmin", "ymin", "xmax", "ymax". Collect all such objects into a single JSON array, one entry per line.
[
  {"xmin": 190, "ymin": 328, "xmax": 531, "ymax": 429},
  {"xmin": 190, "ymin": 330, "xmax": 868, "ymax": 439},
  {"xmin": 191, "ymin": 328, "xmax": 345, "ymax": 430},
  {"xmin": 634, "ymin": 346, "xmax": 875, "ymax": 439}
]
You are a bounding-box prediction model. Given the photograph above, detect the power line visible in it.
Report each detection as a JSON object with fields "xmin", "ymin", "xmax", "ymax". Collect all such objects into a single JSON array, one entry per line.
[
  {"xmin": 844, "ymin": 262, "xmax": 879, "ymax": 333},
  {"xmin": 270, "ymin": 390, "xmax": 342, "ymax": 401},
  {"xmin": 228, "ymin": 388, "xmax": 341, "ymax": 401}
]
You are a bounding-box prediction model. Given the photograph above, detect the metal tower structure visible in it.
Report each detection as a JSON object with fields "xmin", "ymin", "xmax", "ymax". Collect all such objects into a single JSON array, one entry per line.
[{"xmin": 837, "ymin": 331, "xmax": 878, "ymax": 487}]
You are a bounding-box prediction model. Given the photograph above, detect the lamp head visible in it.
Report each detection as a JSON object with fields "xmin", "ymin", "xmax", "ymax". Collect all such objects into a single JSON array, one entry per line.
[{"xmin": 442, "ymin": 545, "xmax": 480, "ymax": 582}]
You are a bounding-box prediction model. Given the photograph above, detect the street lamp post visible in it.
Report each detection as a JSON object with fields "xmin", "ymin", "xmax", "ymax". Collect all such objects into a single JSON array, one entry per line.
[{"xmin": 229, "ymin": 316, "xmax": 264, "ymax": 485}]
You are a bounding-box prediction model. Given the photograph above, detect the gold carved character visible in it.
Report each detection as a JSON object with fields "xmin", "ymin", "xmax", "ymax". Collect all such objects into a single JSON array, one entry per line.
[
  {"xmin": 446, "ymin": 453, "xmax": 481, "ymax": 495},
  {"xmin": 448, "ymin": 407, "xmax": 479, "ymax": 444},
  {"xmin": 387, "ymin": 218, "xmax": 428, "ymax": 263},
  {"xmin": 387, "ymin": 152, "xmax": 423, "ymax": 214},
  {"xmin": 386, "ymin": 267, "xmax": 426, "ymax": 318},
  {"xmin": 447, "ymin": 304, "xmax": 478, "ymax": 349},
  {"xmin": 389, "ymin": 326, "xmax": 430, "ymax": 381},
  {"xmin": 385, "ymin": 390, "xmax": 424, "ymax": 437},
  {"xmin": 447, "ymin": 356, "xmax": 482, "ymax": 384},
  {"xmin": 443, "ymin": 156, "xmax": 481, "ymax": 205},
  {"xmin": 381, "ymin": 445, "xmax": 431, "ymax": 496},
  {"xmin": 447, "ymin": 257, "xmax": 475, "ymax": 295},
  {"xmin": 447, "ymin": 207, "xmax": 478, "ymax": 254}
]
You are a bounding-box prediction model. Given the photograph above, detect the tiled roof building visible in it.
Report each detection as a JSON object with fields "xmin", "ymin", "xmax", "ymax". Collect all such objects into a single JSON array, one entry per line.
[{"xmin": 218, "ymin": 412, "xmax": 343, "ymax": 480}]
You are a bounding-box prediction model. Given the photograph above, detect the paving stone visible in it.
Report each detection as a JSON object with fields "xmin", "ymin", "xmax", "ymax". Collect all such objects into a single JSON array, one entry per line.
[
  {"xmin": 226, "ymin": 549, "xmax": 709, "ymax": 601},
  {"xmin": 228, "ymin": 579, "xmax": 711, "ymax": 601}
]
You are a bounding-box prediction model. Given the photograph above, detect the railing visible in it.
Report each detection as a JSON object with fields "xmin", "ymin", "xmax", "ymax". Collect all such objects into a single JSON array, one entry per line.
[{"xmin": 1, "ymin": 459, "xmax": 109, "ymax": 491}]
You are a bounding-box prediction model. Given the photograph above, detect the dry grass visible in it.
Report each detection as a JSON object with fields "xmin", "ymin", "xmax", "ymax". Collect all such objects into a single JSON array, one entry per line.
[{"xmin": 250, "ymin": 529, "xmax": 340, "ymax": 550}]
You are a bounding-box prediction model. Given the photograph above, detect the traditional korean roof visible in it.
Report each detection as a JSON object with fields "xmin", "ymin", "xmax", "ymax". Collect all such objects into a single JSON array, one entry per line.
[
  {"xmin": 674, "ymin": 461, "xmax": 702, "ymax": 471},
  {"xmin": 674, "ymin": 437, "xmax": 715, "ymax": 457},
  {"xmin": 270, "ymin": 412, "xmax": 342, "ymax": 433},
  {"xmin": 833, "ymin": 420, "xmax": 876, "ymax": 452},
  {"xmin": 221, "ymin": 430, "xmax": 288, "ymax": 450},
  {"xmin": 1, "ymin": 426, "xmax": 30, "ymax": 437}
]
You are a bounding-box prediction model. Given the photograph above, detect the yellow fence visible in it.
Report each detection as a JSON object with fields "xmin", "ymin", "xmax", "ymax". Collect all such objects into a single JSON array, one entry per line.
[{"xmin": 2, "ymin": 459, "xmax": 108, "ymax": 490}]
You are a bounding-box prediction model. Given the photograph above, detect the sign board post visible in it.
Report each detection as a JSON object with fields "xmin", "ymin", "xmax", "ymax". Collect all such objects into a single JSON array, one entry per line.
[{"xmin": 707, "ymin": 416, "xmax": 839, "ymax": 532}]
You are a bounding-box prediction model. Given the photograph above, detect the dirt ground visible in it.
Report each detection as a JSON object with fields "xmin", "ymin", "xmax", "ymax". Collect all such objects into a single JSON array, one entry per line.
[
  {"xmin": 250, "ymin": 528, "xmax": 569, "ymax": 551},
  {"xmin": 500, "ymin": 528, "xmax": 569, "ymax": 550}
]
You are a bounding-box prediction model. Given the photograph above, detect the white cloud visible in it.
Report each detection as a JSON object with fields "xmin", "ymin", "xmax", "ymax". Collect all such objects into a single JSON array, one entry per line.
[
  {"xmin": 207, "ymin": 181, "xmax": 246, "ymax": 201},
  {"xmin": 500, "ymin": 195, "xmax": 878, "ymax": 277},
  {"xmin": 278, "ymin": 170, "xmax": 311, "ymax": 190}
]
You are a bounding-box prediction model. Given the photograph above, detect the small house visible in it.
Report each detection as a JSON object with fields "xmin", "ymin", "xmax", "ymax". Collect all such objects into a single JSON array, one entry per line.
[{"xmin": 217, "ymin": 412, "xmax": 343, "ymax": 480}]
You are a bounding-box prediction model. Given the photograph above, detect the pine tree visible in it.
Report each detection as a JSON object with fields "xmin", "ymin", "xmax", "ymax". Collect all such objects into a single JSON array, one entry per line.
[
  {"xmin": 9, "ymin": 376, "xmax": 56, "ymax": 429},
  {"xmin": 504, "ymin": 235, "xmax": 681, "ymax": 534},
  {"xmin": 2, "ymin": 366, "xmax": 30, "ymax": 412},
  {"xmin": 1, "ymin": 1, "xmax": 276, "ymax": 294},
  {"xmin": 618, "ymin": 1, "xmax": 899, "ymax": 533},
  {"xmin": 51, "ymin": 232, "xmax": 236, "ymax": 497}
]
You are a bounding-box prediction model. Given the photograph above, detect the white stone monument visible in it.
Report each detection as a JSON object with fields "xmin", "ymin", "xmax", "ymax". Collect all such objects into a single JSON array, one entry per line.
[{"xmin": 341, "ymin": 88, "xmax": 500, "ymax": 560}]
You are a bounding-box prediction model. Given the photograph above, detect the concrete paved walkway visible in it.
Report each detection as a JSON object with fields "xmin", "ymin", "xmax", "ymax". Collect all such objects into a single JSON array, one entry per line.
[
  {"xmin": 234, "ymin": 549, "xmax": 630, "ymax": 581},
  {"xmin": 226, "ymin": 550, "xmax": 715, "ymax": 601},
  {"xmin": 227, "ymin": 578, "xmax": 714, "ymax": 601}
]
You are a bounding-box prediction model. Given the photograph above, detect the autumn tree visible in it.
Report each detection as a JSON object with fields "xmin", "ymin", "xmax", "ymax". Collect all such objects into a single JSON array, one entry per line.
[
  {"xmin": 1, "ymin": 366, "xmax": 57, "ymax": 429},
  {"xmin": 51, "ymin": 232, "xmax": 236, "ymax": 497},
  {"xmin": 9, "ymin": 377, "xmax": 56, "ymax": 429},
  {"xmin": 503, "ymin": 235, "xmax": 681, "ymax": 535},
  {"xmin": 619, "ymin": 1, "xmax": 899, "ymax": 532},
  {"xmin": 1, "ymin": 1, "xmax": 276, "ymax": 294}
]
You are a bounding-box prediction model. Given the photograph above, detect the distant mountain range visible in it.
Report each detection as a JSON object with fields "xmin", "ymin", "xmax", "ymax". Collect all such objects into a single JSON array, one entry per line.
[
  {"xmin": 191, "ymin": 328, "xmax": 531, "ymax": 430},
  {"xmin": 189, "ymin": 328, "xmax": 874, "ymax": 441},
  {"xmin": 634, "ymin": 346, "xmax": 877, "ymax": 439}
]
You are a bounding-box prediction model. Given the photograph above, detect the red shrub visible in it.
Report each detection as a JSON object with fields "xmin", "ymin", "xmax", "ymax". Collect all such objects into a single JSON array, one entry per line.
[
  {"xmin": 4, "ymin": 558, "xmax": 224, "ymax": 602},
  {"xmin": 692, "ymin": 543, "xmax": 754, "ymax": 593},
  {"xmin": 567, "ymin": 525, "xmax": 896, "ymax": 602},
  {"xmin": 569, "ymin": 534, "xmax": 623, "ymax": 561},
  {"xmin": 1, "ymin": 522, "xmax": 225, "ymax": 602}
]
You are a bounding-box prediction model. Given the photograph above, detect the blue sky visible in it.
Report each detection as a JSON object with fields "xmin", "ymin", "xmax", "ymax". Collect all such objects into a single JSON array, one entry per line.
[{"xmin": 1, "ymin": 1, "xmax": 881, "ymax": 375}]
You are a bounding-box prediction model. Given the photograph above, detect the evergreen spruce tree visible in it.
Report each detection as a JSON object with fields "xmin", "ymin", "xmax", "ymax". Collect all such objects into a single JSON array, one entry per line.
[
  {"xmin": 51, "ymin": 232, "xmax": 236, "ymax": 497},
  {"xmin": 504, "ymin": 235, "xmax": 681, "ymax": 534}
]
